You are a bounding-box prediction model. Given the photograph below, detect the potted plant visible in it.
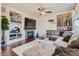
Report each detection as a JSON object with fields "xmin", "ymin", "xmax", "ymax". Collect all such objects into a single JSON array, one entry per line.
[{"xmin": 1, "ymin": 16, "xmax": 9, "ymax": 49}]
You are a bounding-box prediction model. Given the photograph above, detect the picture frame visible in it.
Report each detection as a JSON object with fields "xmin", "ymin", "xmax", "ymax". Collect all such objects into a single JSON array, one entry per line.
[
  {"xmin": 10, "ymin": 11, "xmax": 22, "ymax": 23},
  {"xmin": 57, "ymin": 13, "xmax": 72, "ymax": 31}
]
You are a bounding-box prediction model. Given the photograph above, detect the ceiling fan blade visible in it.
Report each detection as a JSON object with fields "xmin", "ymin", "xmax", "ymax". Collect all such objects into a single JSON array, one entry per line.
[
  {"xmin": 39, "ymin": 14, "xmax": 42, "ymax": 15},
  {"xmin": 45, "ymin": 11, "xmax": 52, "ymax": 13},
  {"xmin": 38, "ymin": 8, "xmax": 42, "ymax": 11},
  {"xmin": 38, "ymin": 8, "xmax": 45, "ymax": 11}
]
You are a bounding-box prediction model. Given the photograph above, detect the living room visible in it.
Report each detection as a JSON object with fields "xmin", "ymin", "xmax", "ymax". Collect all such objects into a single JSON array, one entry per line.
[{"xmin": 0, "ymin": 3, "xmax": 79, "ymax": 56}]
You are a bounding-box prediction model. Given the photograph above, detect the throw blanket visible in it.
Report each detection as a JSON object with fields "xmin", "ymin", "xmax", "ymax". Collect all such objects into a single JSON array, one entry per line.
[{"xmin": 53, "ymin": 47, "xmax": 79, "ymax": 56}]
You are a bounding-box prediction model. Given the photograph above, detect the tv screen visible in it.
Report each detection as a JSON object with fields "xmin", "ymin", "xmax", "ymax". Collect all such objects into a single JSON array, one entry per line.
[{"xmin": 25, "ymin": 18, "xmax": 36, "ymax": 29}]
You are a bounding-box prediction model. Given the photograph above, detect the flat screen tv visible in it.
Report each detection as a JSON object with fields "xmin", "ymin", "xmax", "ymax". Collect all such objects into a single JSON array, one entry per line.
[{"xmin": 25, "ymin": 17, "xmax": 36, "ymax": 29}]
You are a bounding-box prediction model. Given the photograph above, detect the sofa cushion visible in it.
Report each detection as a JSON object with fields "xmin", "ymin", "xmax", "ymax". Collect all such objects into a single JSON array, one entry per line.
[
  {"xmin": 62, "ymin": 31, "xmax": 73, "ymax": 42},
  {"xmin": 53, "ymin": 47, "xmax": 79, "ymax": 56},
  {"xmin": 68, "ymin": 34, "xmax": 79, "ymax": 45},
  {"xmin": 46, "ymin": 30, "xmax": 59, "ymax": 37},
  {"xmin": 68, "ymin": 37, "xmax": 79, "ymax": 49},
  {"xmin": 63, "ymin": 31, "xmax": 72, "ymax": 37}
]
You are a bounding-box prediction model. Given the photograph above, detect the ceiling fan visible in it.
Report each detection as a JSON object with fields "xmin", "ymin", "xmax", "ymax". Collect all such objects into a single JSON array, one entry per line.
[{"xmin": 38, "ymin": 7, "xmax": 52, "ymax": 15}]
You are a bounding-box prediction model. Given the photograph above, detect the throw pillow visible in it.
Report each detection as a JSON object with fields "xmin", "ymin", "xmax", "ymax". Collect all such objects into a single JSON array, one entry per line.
[
  {"xmin": 68, "ymin": 34, "xmax": 79, "ymax": 45},
  {"xmin": 63, "ymin": 35, "xmax": 71, "ymax": 42},
  {"xmin": 59, "ymin": 31, "xmax": 64, "ymax": 36}
]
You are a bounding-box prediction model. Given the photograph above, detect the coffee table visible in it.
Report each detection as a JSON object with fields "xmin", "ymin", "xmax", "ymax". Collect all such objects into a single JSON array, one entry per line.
[{"xmin": 12, "ymin": 38, "xmax": 56, "ymax": 56}]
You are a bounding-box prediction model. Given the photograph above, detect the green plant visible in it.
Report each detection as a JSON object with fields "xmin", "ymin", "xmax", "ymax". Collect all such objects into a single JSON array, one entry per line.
[{"xmin": 1, "ymin": 16, "xmax": 9, "ymax": 47}]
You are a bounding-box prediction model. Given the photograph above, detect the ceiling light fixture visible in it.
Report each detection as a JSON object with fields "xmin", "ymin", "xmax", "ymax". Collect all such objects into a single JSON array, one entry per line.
[
  {"xmin": 41, "ymin": 12, "xmax": 45, "ymax": 15},
  {"xmin": 38, "ymin": 7, "xmax": 52, "ymax": 15}
]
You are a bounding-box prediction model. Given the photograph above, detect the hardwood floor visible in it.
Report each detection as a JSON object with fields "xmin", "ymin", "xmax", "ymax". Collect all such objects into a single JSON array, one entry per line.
[
  {"xmin": 1, "ymin": 39, "xmax": 34, "ymax": 56},
  {"xmin": 1, "ymin": 47, "xmax": 17, "ymax": 56},
  {"xmin": 1, "ymin": 41, "xmax": 23, "ymax": 56}
]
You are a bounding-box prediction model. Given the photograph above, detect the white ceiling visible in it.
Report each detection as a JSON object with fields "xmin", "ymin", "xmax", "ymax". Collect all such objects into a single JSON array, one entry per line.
[{"xmin": 2, "ymin": 3, "xmax": 75, "ymax": 18}]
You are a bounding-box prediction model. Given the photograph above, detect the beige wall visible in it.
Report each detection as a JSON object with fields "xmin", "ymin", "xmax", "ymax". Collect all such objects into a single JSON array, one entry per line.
[
  {"xmin": 36, "ymin": 15, "xmax": 57, "ymax": 36},
  {"xmin": 35, "ymin": 4, "xmax": 79, "ymax": 36},
  {"xmin": 36, "ymin": 10, "xmax": 73, "ymax": 36}
]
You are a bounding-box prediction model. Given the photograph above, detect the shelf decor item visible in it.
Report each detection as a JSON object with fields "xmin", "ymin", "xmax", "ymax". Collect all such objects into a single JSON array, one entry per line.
[
  {"xmin": 10, "ymin": 27, "xmax": 22, "ymax": 40},
  {"xmin": 36, "ymin": 33, "xmax": 39, "ymax": 38},
  {"xmin": 48, "ymin": 19, "xmax": 55, "ymax": 24},
  {"xmin": 1, "ymin": 16, "xmax": 9, "ymax": 48}
]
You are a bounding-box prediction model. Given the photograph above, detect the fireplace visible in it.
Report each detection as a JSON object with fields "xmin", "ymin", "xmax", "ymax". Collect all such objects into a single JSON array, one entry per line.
[
  {"xmin": 27, "ymin": 31, "xmax": 34, "ymax": 39},
  {"xmin": 24, "ymin": 17, "xmax": 36, "ymax": 42},
  {"xmin": 25, "ymin": 30, "xmax": 35, "ymax": 43}
]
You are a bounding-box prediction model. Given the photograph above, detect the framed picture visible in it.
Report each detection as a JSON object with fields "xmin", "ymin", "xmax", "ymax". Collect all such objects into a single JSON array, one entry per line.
[
  {"xmin": 1, "ymin": 7, "xmax": 6, "ymax": 13},
  {"xmin": 10, "ymin": 11, "xmax": 22, "ymax": 23},
  {"xmin": 57, "ymin": 15, "xmax": 63, "ymax": 27},
  {"xmin": 57, "ymin": 13, "xmax": 72, "ymax": 31}
]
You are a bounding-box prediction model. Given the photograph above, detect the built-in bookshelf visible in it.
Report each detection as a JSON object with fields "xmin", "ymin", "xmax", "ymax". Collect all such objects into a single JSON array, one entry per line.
[
  {"xmin": 9, "ymin": 11, "xmax": 22, "ymax": 40},
  {"xmin": 10, "ymin": 27, "xmax": 22, "ymax": 40}
]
